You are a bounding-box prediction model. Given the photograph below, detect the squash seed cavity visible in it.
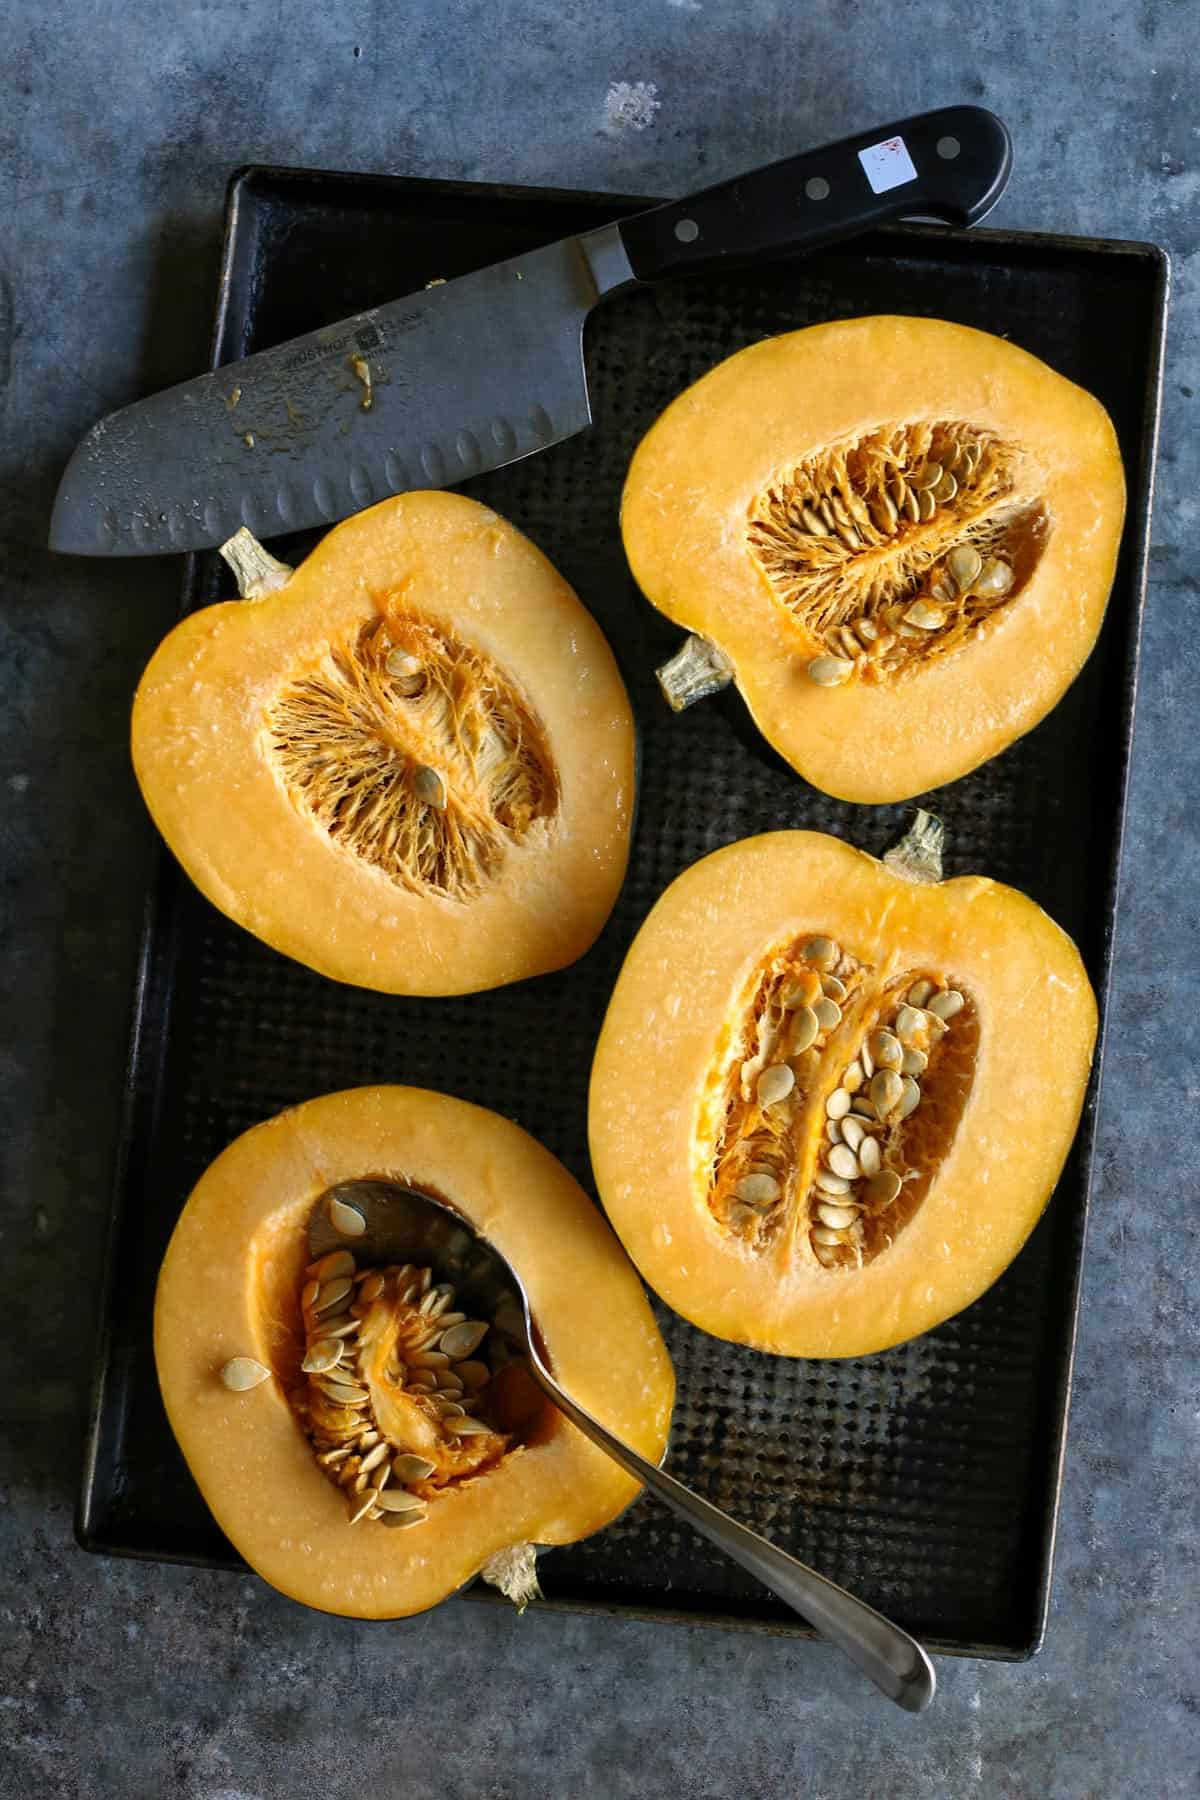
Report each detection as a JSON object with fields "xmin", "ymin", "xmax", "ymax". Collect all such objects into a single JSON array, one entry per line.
[
  {"xmin": 745, "ymin": 421, "xmax": 1051, "ymax": 684},
  {"xmin": 705, "ymin": 937, "xmax": 977, "ymax": 1272},
  {"xmin": 284, "ymin": 1244, "xmax": 539, "ymax": 1527},
  {"xmin": 266, "ymin": 614, "xmax": 559, "ymax": 900}
]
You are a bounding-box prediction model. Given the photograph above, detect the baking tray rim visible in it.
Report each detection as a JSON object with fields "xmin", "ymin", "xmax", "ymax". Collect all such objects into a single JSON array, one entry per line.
[{"xmin": 76, "ymin": 161, "xmax": 1171, "ymax": 1663}]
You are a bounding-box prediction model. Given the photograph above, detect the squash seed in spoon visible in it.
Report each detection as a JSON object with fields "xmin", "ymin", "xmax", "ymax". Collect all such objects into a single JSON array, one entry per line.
[
  {"xmin": 328, "ymin": 1195, "xmax": 368, "ymax": 1238},
  {"xmin": 302, "ymin": 1339, "xmax": 345, "ymax": 1374},
  {"xmin": 440, "ymin": 1320, "xmax": 489, "ymax": 1360},
  {"xmin": 393, "ymin": 1453, "xmax": 437, "ymax": 1482},
  {"xmin": 306, "ymin": 1249, "xmax": 358, "ymax": 1282},
  {"xmin": 358, "ymin": 1442, "xmax": 391, "ymax": 1475},
  {"xmin": 316, "ymin": 1377, "xmax": 370, "ymax": 1405},
  {"xmin": 376, "ymin": 1487, "xmax": 426, "ymax": 1514},
  {"xmin": 318, "ymin": 1314, "xmax": 361, "ymax": 1339},
  {"xmin": 312, "ymin": 1276, "xmax": 354, "ymax": 1315},
  {"xmin": 294, "ymin": 1255, "xmax": 520, "ymax": 1527}
]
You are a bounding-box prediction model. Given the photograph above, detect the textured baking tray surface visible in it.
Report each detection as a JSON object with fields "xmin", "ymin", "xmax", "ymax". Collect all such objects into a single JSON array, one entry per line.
[{"xmin": 80, "ymin": 168, "xmax": 1166, "ymax": 1657}]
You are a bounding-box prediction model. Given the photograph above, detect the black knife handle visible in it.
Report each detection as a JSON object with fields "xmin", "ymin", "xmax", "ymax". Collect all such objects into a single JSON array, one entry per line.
[{"xmin": 617, "ymin": 106, "xmax": 1011, "ymax": 282}]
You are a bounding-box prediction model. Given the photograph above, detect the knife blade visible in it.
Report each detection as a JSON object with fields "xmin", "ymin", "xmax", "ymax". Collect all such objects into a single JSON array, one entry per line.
[{"xmin": 49, "ymin": 106, "xmax": 1010, "ymax": 557}]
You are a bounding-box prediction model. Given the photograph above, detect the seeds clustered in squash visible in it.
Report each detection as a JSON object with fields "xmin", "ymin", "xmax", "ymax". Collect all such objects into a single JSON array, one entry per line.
[
  {"xmin": 747, "ymin": 421, "xmax": 1035, "ymax": 686},
  {"xmin": 291, "ymin": 1221, "xmax": 543, "ymax": 1531}
]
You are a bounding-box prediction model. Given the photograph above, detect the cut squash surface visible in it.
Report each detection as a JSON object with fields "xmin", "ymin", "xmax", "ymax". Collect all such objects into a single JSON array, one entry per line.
[{"xmin": 589, "ymin": 823, "xmax": 1096, "ymax": 1357}]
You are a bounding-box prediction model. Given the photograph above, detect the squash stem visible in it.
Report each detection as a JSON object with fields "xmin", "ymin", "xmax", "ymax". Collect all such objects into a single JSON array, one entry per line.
[
  {"xmin": 883, "ymin": 809, "xmax": 945, "ymax": 884},
  {"xmin": 219, "ymin": 527, "xmax": 293, "ymax": 599},
  {"xmin": 481, "ymin": 1542, "xmax": 543, "ymax": 1613},
  {"xmin": 656, "ymin": 634, "xmax": 734, "ymax": 713}
]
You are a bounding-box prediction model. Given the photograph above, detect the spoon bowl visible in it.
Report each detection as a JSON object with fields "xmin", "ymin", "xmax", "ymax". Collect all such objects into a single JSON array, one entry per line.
[{"xmin": 309, "ymin": 1178, "xmax": 936, "ymax": 1713}]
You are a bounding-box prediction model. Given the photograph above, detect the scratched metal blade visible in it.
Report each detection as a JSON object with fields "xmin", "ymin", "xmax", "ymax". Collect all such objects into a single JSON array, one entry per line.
[{"xmin": 49, "ymin": 239, "xmax": 600, "ymax": 556}]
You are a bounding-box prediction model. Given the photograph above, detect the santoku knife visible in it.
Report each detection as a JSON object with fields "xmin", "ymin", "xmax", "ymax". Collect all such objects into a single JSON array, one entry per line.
[{"xmin": 49, "ymin": 107, "xmax": 1010, "ymax": 557}]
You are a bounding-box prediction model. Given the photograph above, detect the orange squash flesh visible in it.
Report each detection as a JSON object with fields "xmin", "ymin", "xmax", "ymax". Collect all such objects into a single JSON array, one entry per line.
[
  {"xmin": 588, "ymin": 829, "xmax": 1097, "ymax": 1358},
  {"xmin": 155, "ymin": 1086, "xmax": 674, "ymax": 1619},
  {"xmin": 132, "ymin": 492, "xmax": 635, "ymax": 994},
  {"xmin": 622, "ymin": 317, "xmax": 1125, "ymax": 803}
]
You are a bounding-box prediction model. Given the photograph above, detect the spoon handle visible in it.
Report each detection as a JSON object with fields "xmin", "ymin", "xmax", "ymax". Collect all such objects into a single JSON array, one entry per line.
[{"xmin": 528, "ymin": 1355, "xmax": 935, "ymax": 1713}]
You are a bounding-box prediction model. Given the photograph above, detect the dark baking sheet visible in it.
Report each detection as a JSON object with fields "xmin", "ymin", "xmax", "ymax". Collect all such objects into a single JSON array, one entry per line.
[{"xmin": 78, "ymin": 164, "xmax": 1168, "ymax": 1658}]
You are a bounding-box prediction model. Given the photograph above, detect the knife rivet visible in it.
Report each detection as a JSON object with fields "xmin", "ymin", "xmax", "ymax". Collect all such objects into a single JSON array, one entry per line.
[
  {"xmin": 937, "ymin": 135, "xmax": 961, "ymax": 160},
  {"xmin": 804, "ymin": 176, "xmax": 830, "ymax": 201},
  {"xmin": 674, "ymin": 217, "xmax": 700, "ymax": 244}
]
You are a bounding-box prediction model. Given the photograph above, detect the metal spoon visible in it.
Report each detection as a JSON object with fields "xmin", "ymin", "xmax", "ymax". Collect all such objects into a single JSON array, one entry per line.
[{"xmin": 309, "ymin": 1180, "xmax": 936, "ymax": 1713}]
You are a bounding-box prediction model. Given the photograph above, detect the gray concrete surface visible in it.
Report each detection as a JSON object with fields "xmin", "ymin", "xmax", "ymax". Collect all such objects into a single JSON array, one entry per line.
[{"xmin": 2, "ymin": 3, "xmax": 1197, "ymax": 1795}]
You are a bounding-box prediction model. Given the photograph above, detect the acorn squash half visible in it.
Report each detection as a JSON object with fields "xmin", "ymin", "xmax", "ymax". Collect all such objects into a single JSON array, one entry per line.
[
  {"xmin": 588, "ymin": 818, "xmax": 1096, "ymax": 1357},
  {"xmin": 623, "ymin": 316, "xmax": 1125, "ymax": 803},
  {"xmin": 155, "ymin": 1085, "xmax": 674, "ymax": 1619},
  {"xmin": 132, "ymin": 492, "xmax": 636, "ymax": 994}
]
